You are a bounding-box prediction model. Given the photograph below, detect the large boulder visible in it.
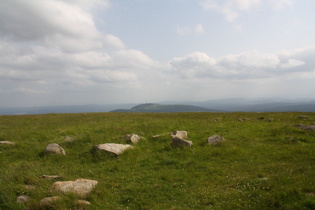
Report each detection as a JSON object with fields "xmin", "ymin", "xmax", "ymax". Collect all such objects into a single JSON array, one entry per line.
[
  {"xmin": 125, "ymin": 134, "xmax": 141, "ymax": 144},
  {"xmin": 45, "ymin": 143, "xmax": 66, "ymax": 155},
  {"xmin": 0, "ymin": 141, "xmax": 16, "ymax": 145},
  {"xmin": 170, "ymin": 131, "xmax": 188, "ymax": 139},
  {"xmin": 171, "ymin": 137, "xmax": 192, "ymax": 148},
  {"xmin": 92, "ymin": 143, "xmax": 133, "ymax": 156},
  {"xmin": 51, "ymin": 178, "xmax": 98, "ymax": 198},
  {"xmin": 207, "ymin": 135, "xmax": 226, "ymax": 145}
]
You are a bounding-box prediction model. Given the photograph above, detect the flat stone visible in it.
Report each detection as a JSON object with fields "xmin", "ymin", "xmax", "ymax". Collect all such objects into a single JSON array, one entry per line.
[
  {"xmin": 170, "ymin": 131, "xmax": 188, "ymax": 139},
  {"xmin": 0, "ymin": 141, "xmax": 16, "ymax": 145},
  {"xmin": 298, "ymin": 115, "xmax": 312, "ymax": 120},
  {"xmin": 76, "ymin": 199, "xmax": 91, "ymax": 205},
  {"xmin": 51, "ymin": 178, "xmax": 98, "ymax": 198},
  {"xmin": 295, "ymin": 124, "xmax": 315, "ymax": 131},
  {"xmin": 125, "ymin": 134, "xmax": 140, "ymax": 144},
  {"xmin": 16, "ymin": 195, "xmax": 30, "ymax": 204},
  {"xmin": 64, "ymin": 136, "xmax": 75, "ymax": 142},
  {"xmin": 40, "ymin": 196, "xmax": 62, "ymax": 207},
  {"xmin": 92, "ymin": 143, "xmax": 133, "ymax": 156},
  {"xmin": 207, "ymin": 135, "xmax": 226, "ymax": 145},
  {"xmin": 41, "ymin": 175, "xmax": 62, "ymax": 180},
  {"xmin": 171, "ymin": 137, "xmax": 192, "ymax": 148},
  {"xmin": 45, "ymin": 143, "xmax": 66, "ymax": 155}
]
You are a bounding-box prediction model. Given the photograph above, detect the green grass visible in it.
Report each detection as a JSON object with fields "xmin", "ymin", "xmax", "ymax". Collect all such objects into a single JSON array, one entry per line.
[{"xmin": 0, "ymin": 112, "xmax": 315, "ymax": 209}]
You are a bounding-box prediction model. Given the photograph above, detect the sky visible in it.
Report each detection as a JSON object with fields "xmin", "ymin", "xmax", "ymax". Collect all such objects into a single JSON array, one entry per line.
[{"xmin": 0, "ymin": 0, "xmax": 315, "ymax": 107}]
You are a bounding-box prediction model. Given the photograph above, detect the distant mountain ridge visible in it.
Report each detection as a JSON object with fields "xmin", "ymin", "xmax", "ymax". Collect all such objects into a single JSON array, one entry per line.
[
  {"xmin": 1, "ymin": 98, "xmax": 314, "ymax": 115},
  {"xmin": 110, "ymin": 103, "xmax": 221, "ymax": 113}
]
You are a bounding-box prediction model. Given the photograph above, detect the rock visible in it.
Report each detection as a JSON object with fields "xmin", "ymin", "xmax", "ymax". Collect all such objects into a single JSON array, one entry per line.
[
  {"xmin": 51, "ymin": 178, "xmax": 98, "ymax": 198},
  {"xmin": 125, "ymin": 134, "xmax": 140, "ymax": 144},
  {"xmin": 64, "ymin": 136, "xmax": 75, "ymax": 142},
  {"xmin": 266, "ymin": 118, "xmax": 274, "ymax": 122},
  {"xmin": 238, "ymin": 119, "xmax": 243, "ymax": 122},
  {"xmin": 41, "ymin": 175, "xmax": 62, "ymax": 180},
  {"xmin": 171, "ymin": 137, "xmax": 192, "ymax": 148},
  {"xmin": 92, "ymin": 143, "xmax": 133, "ymax": 156},
  {"xmin": 40, "ymin": 196, "xmax": 62, "ymax": 207},
  {"xmin": 213, "ymin": 118, "xmax": 220, "ymax": 122},
  {"xmin": 16, "ymin": 195, "xmax": 30, "ymax": 204},
  {"xmin": 45, "ymin": 143, "xmax": 66, "ymax": 155},
  {"xmin": 170, "ymin": 131, "xmax": 188, "ymax": 139},
  {"xmin": 257, "ymin": 117, "xmax": 264, "ymax": 120},
  {"xmin": 76, "ymin": 199, "xmax": 91, "ymax": 205},
  {"xmin": 0, "ymin": 141, "xmax": 16, "ymax": 145},
  {"xmin": 207, "ymin": 135, "xmax": 226, "ymax": 145},
  {"xmin": 294, "ymin": 124, "xmax": 315, "ymax": 131},
  {"xmin": 298, "ymin": 115, "xmax": 312, "ymax": 120}
]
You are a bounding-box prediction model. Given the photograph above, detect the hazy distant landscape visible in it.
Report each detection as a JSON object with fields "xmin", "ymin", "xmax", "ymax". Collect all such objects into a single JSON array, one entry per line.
[{"xmin": 1, "ymin": 98, "xmax": 314, "ymax": 115}]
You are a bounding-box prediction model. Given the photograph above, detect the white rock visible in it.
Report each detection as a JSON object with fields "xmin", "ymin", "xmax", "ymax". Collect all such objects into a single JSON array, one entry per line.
[
  {"xmin": 170, "ymin": 131, "xmax": 188, "ymax": 139},
  {"xmin": 92, "ymin": 143, "xmax": 133, "ymax": 156},
  {"xmin": 45, "ymin": 143, "xmax": 66, "ymax": 155},
  {"xmin": 51, "ymin": 178, "xmax": 98, "ymax": 198},
  {"xmin": 0, "ymin": 141, "xmax": 16, "ymax": 145}
]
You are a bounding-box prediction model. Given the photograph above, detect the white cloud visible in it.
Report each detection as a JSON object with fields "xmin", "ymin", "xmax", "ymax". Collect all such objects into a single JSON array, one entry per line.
[
  {"xmin": 201, "ymin": 0, "xmax": 260, "ymax": 22},
  {"xmin": 169, "ymin": 47, "xmax": 314, "ymax": 80},
  {"xmin": 176, "ymin": 24, "xmax": 205, "ymax": 36},
  {"xmin": 269, "ymin": 0, "xmax": 294, "ymax": 10}
]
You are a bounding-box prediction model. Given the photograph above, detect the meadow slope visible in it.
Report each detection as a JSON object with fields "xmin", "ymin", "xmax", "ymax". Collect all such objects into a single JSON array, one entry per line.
[{"xmin": 0, "ymin": 112, "xmax": 315, "ymax": 209}]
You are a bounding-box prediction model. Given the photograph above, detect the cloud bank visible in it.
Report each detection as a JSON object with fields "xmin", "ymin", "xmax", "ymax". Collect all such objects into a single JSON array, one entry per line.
[{"xmin": 0, "ymin": 0, "xmax": 314, "ymax": 106}]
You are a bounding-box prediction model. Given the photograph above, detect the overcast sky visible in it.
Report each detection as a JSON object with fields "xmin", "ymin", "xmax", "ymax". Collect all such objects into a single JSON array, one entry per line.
[{"xmin": 0, "ymin": 0, "xmax": 314, "ymax": 107}]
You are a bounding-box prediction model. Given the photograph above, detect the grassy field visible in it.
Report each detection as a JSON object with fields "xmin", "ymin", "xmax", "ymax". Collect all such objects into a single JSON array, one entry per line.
[{"xmin": 0, "ymin": 112, "xmax": 315, "ymax": 209}]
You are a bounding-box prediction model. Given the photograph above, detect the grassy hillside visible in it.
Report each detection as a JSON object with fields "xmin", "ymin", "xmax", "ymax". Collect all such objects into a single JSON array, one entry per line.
[{"xmin": 0, "ymin": 112, "xmax": 315, "ymax": 209}]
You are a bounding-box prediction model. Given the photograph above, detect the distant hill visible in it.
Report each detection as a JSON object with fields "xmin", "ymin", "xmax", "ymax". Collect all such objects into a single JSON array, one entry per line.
[{"xmin": 110, "ymin": 103, "xmax": 221, "ymax": 113}]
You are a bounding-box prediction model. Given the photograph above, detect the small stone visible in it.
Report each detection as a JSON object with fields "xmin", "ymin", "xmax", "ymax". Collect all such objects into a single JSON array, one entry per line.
[
  {"xmin": 41, "ymin": 175, "xmax": 62, "ymax": 180},
  {"xmin": 40, "ymin": 196, "xmax": 62, "ymax": 207},
  {"xmin": 125, "ymin": 134, "xmax": 140, "ymax": 144},
  {"xmin": 298, "ymin": 115, "xmax": 312, "ymax": 120},
  {"xmin": 51, "ymin": 179, "xmax": 98, "ymax": 198},
  {"xmin": 76, "ymin": 199, "xmax": 91, "ymax": 205},
  {"xmin": 92, "ymin": 143, "xmax": 133, "ymax": 156},
  {"xmin": 171, "ymin": 137, "xmax": 192, "ymax": 148},
  {"xmin": 64, "ymin": 136, "xmax": 75, "ymax": 142},
  {"xmin": 0, "ymin": 141, "xmax": 16, "ymax": 145},
  {"xmin": 295, "ymin": 124, "xmax": 315, "ymax": 131},
  {"xmin": 207, "ymin": 135, "xmax": 226, "ymax": 145},
  {"xmin": 16, "ymin": 195, "xmax": 30, "ymax": 204},
  {"xmin": 170, "ymin": 131, "xmax": 188, "ymax": 139},
  {"xmin": 45, "ymin": 143, "xmax": 66, "ymax": 155}
]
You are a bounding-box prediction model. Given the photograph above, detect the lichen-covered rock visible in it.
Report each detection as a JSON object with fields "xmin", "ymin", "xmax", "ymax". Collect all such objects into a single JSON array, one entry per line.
[
  {"xmin": 170, "ymin": 131, "xmax": 188, "ymax": 139},
  {"xmin": 207, "ymin": 135, "xmax": 226, "ymax": 145},
  {"xmin": 125, "ymin": 134, "xmax": 140, "ymax": 144},
  {"xmin": 92, "ymin": 143, "xmax": 133, "ymax": 156},
  {"xmin": 171, "ymin": 137, "xmax": 192, "ymax": 148},
  {"xmin": 51, "ymin": 178, "xmax": 98, "ymax": 198},
  {"xmin": 45, "ymin": 143, "xmax": 66, "ymax": 155}
]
